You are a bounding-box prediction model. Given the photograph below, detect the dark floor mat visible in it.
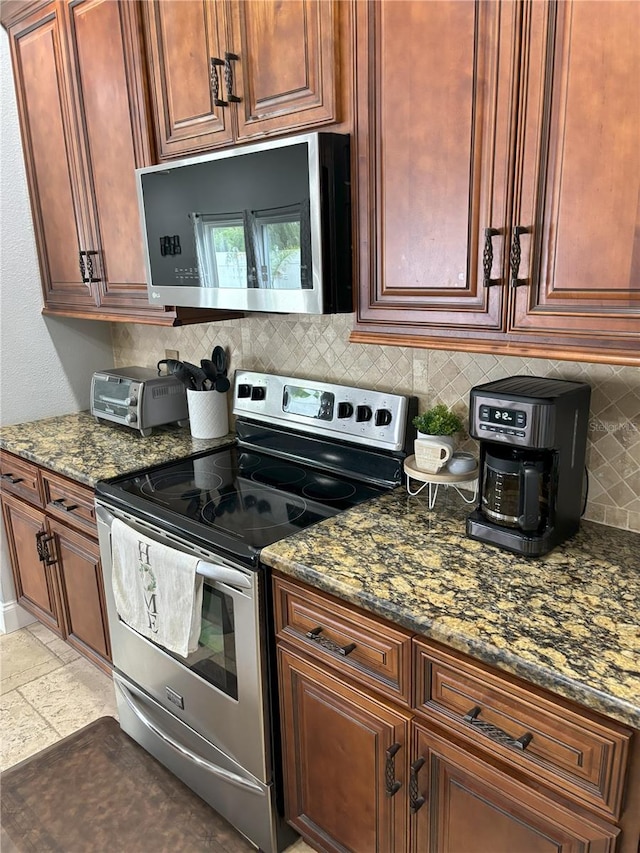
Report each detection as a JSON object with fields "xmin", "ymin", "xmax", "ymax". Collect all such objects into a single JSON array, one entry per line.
[{"xmin": 0, "ymin": 716, "xmax": 255, "ymax": 853}]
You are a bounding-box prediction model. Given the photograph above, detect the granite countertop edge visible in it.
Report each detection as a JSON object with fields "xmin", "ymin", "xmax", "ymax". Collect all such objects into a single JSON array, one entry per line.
[
  {"xmin": 261, "ymin": 520, "xmax": 640, "ymax": 729},
  {"xmin": 3, "ymin": 413, "xmax": 637, "ymax": 729},
  {"xmin": 0, "ymin": 411, "xmax": 235, "ymax": 487}
]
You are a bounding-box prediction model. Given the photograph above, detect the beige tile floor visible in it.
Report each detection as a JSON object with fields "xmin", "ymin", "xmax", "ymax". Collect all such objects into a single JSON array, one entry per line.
[{"xmin": 1, "ymin": 623, "xmax": 312, "ymax": 852}]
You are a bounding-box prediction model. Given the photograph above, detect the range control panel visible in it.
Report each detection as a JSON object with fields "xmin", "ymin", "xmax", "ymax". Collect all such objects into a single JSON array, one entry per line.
[{"xmin": 233, "ymin": 371, "xmax": 416, "ymax": 452}]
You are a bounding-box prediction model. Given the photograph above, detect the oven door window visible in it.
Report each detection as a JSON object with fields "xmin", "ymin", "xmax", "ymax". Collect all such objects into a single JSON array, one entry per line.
[{"xmin": 182, "ymin": 582, "xmax": 238, "ymax": 700}]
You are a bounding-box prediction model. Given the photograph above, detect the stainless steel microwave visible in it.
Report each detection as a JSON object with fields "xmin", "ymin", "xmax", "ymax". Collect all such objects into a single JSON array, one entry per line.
[{"xmin": 136, "ymin": 133, "xmax": 352, "ymax": 315}]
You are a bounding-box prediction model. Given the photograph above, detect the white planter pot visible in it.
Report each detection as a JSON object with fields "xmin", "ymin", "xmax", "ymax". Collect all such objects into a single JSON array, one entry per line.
[{"xmin": 414, "ymin": 432, "xmax": 456, "ymax": 474}]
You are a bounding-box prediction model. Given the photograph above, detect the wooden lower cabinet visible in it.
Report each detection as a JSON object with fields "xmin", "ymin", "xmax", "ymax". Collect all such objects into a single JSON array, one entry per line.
[
  {"xmin": 1, "ymin": 493, "xmax": 62, "ymax": 635},
  {"xmin": 48, "ymin": 518, "xmax": 110, "ymax": 670},
  {"xmin": 1, "ymin": 451, "xmax": 111, "ymax": 672},
  {"xmin": 278, "ymin": 644, "xmax": 411, "ymax": 853},
  {"xmin": 273, "ymin": 573, "xmax": 637, "ymax": 853},
  {"xmin": 410, "ymin": 720, "xmax": 618, "ymax": 853}
]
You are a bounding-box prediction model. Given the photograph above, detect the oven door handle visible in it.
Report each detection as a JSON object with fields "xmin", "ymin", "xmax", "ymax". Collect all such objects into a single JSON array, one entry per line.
[
  {"xmin": 113, "ymin": 675, "xmax": 265, "ymax": 796},
  {"xmin": 196, "ymin": 561, "xmax": 252, "ymax": 589}
]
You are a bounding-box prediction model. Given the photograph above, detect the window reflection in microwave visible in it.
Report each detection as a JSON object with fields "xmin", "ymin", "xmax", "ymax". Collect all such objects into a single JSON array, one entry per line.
[{"xmin": 192, "ymin": 201, "xmax": 310, "ymax": 291}]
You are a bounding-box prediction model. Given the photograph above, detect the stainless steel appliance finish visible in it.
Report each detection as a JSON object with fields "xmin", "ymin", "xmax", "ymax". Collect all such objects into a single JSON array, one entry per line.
[
  {"xmin": 137, "ymin": 133, "xmax": 352, "ymax": 315},
  {"xmin": 233, "ymin": 370, "xmax": 413, "ymax": 456},
  {"xmin": 95, "ymin": 372, "xmax": 417, "ymax": 852},
  {"xmin": 91, "ymin": 367, "xmax": 188, "ymax": 436},
  {"xmin": 96, "ymin": 504, "xmax": 282, "ymax": 852},
  {"xmin": 467, "ymin": 376, "xmax": 591, "ymax": 557}
]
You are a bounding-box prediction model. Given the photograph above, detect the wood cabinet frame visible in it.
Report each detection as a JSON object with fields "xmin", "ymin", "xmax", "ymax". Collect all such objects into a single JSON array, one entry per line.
[{"xmin": 350, "ymin": 0, "xmax": 640, "ymax": 366}]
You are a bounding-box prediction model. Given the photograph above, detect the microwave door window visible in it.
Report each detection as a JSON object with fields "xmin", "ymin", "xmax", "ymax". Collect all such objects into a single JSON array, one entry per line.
[
  {"xmin": 192, "ymin": 213, "xmax": 248, "ymax": 289},
  {"xmin": 251, "ymin": 201, "xmax": 310, "ymax": 290}
]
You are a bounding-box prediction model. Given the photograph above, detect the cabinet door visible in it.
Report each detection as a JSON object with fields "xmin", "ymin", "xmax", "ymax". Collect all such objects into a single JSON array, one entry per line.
[
  {"xmin": 278, "ymin": 645, "xmax": 410, "ymax": 853},
  {"xmin": 48, "ymin": 519, "xmax": 111, "ymax": 670},
  {"xmin": 410, "ymin": 720, "xmax": 618, "ymax": 853},
  {"xmin": 1, "ymin": 494, "xmax": 62, "ymax": 634},
  {"xmin": 352, "ymin": 0, "xmax": 517, "ymax": 337},
  {"xmin": 64, "ymin": 0, "xmax": 156, "ymax": 318},
  {"xmin": 143, "ymin": 0, "xmax": 233, "ymax": 158},
  {"xmin": 230, "ymin": 0, "xmax": 336, "ymax": 141},
  {"xmin": 7, "ymin": 2, "xmax": 97, "ymax": 311},
  {"xmin": 510, "ymin": 0, "xmax": 640, "ymax": 353}
]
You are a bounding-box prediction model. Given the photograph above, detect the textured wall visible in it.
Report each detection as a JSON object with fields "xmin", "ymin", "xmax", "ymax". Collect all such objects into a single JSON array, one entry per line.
[
  {"xmin": 0, "ymin": 31, "xmax": 114, "ymax": 631},
  {"xmin": 0, "ymin": 33, "xmax": 114, "ymax": 426},
  {"xmin": 112, "ymin": 313, "xmax": 640, "ymax": 533}
]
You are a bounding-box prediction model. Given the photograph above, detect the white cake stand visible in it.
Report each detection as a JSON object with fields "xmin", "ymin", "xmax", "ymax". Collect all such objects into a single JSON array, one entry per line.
[{"xmin": 404, "ymin": 455, "xmax": 479, "ymax": 509}]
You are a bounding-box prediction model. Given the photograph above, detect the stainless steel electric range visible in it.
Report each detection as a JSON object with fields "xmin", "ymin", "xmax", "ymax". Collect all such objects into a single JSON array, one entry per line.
[{"xmin": 95, "ymin": 371, "xmax": 417, "ymax": 852}]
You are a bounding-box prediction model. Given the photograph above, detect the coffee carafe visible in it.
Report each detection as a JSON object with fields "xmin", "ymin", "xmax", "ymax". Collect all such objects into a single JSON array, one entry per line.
[{"xmin": 466, "ymin": 376, "xmax": 591, "ymax": 557}]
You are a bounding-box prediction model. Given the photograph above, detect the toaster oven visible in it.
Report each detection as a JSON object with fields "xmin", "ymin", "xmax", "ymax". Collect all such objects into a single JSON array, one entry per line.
[{"xmin": 91, "ymin": 367, "xmax": 188, "ymax": 436}]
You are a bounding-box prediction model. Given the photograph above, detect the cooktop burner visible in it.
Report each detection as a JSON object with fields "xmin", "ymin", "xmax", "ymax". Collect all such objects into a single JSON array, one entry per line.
[{"xmin": 98, "ymin": 444, "xmax": 387, "ymax": 562}]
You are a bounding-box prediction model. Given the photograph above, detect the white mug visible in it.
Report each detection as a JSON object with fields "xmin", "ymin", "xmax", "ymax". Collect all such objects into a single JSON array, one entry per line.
[{"xmin": 414, "ymin": 438, "xmax": 453, "ymax": 474}]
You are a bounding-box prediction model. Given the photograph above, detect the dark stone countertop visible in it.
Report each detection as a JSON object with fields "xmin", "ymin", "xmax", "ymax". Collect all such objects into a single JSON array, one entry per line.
[
  {"xmin": 261, "ymin": 488, "xmax": 640, "ymax": 729},
  {"xmin": 0, "ymin": 411, "xmax": 234, "ymax": 487}
]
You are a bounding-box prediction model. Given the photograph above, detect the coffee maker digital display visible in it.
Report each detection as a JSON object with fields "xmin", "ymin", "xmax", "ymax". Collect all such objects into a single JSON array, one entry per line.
[{"xmin": 467, "ymin": 376, "xmax": 591, "ymax": 557}]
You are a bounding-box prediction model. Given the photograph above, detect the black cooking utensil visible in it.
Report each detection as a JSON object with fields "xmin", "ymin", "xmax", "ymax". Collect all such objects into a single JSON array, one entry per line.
[
  {"xmin": 157, "ymin": 358, "xmax": 208, "ymax": 391},
  {"xmin": 211, "ymin": 346, "xmax": 231, "ymax": 392},
  {"xmin": 200, "ymin": 359, "xmax": 217, "ymax": 388},
  {"xmin": 182, "ymin": 361, "xmax": 209, "ymax": 391}
]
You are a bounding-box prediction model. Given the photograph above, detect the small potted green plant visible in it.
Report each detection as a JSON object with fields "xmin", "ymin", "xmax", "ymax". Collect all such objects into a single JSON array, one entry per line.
[
  {"xmin": 412, "ymin": 404, "xmax": 464, "ymax": 438},
  {"xmin": 412, "ymin": 404, "xmax": 464, "ymax": 473}
]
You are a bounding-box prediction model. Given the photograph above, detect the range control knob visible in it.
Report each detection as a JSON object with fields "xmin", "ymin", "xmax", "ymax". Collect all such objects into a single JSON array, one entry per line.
[
  {"xmin": 374, "ymin": 408, "xmax": 392, "ymax": 427},
  {"xmin": 125, "ymin": 396, "xmax": 138, "ymax": 407},
  {"xmin": 355, "ymin": 405, "xmax": 372, "ymax": 423},
  {"xmin": 237, "ymin": 384, "xmax": 252, "ymax": 398},
  {"xmin": 337, "ymin": 402, "xmax": 354, "ymax": 419},
  {"xmin": 251, "ymin": 386, "xmax": 266, "ymax": 401},
  {"xmin": 125, "ymin": 412, "xmax": 137, "ymax": 424}
]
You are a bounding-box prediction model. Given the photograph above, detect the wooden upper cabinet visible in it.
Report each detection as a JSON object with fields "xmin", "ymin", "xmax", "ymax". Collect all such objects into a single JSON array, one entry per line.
[
  {"xmin": 143, "ymin": 0, "xmax": 232, "ymax": 158},
  {"xmin": 4, "ymin": 0, "xmax": 234, "ymax": 325},
  {"xmin": 511, "ymin": 0, "xmax": 640, "ymax": 348},
  {"xmin": 143, "ymin": 0, "xmax": 337, "ymax": 159},
  {"xmin": 63, "ymin": 0, "xmax": 154, "ymax": 316},
  {"xmin": 351, "ymin": 0, "xmax": 640, "ymax": 365},
  {"xmin": 352, "ymin": 0, "xmax": 517, "ymax": 334},
  {"xmin": 8, "ymin": 3, "xmax": 97, "ymax": 311},
  {"xmin": 229, "ymin": 0, "xmax": 336, "ymax": 141}
]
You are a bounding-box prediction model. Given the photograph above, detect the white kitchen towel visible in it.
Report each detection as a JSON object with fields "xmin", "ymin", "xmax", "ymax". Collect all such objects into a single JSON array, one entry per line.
[{"xmin": 111, "ymin": 518, "xmax": 203, "ymax": 658}]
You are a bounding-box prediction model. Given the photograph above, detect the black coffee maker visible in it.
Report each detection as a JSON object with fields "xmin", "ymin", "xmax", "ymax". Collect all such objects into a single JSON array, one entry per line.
[{"xmin": 466, "ymin": 376, "xmax": 591, "ymax": 557}]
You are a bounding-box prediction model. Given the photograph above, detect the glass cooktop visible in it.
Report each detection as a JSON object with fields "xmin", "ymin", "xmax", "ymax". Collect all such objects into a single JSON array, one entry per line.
[{"xmin": 97, "ymin": 444, "xmax": 388, "ymax": 566}]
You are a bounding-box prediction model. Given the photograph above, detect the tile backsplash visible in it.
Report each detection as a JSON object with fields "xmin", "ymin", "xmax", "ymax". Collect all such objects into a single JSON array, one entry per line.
[{"xmin": 112, "ymin": 314, "xmax": 639, "ymax": 532}]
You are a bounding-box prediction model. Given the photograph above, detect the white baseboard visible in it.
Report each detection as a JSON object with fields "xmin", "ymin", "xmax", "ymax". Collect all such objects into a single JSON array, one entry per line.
[{"xmin": 0, "ymin": 599, "xmax": 36, "ymax": 634}]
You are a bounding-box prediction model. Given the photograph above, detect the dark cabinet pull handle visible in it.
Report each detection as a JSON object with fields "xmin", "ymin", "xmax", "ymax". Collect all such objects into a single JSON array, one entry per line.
[
  {"xmin": 210, "ymin": 57, "xmax": 227, "ymax": 107},
  {"xmin": 79, "ymin": 249, "xmax": 101, "ymax": 284},
  {"xmin": 224, "ymin": 52, "xmax": 241, "ymax": 103},
  {"xmin": 385, "ymin": 742, "xmax": 402, "ymax": 797},
  {"xmin": 51, "ymin": 498, "xmax": 79, "ymax": 512},
  {"xmin": 84, "ymin": 250, "xmax": 101, "ymax": 283},
  {"xmin": 463, "ymin": 705, "xmax": 533, "ymax": 750},
  {"xmin": 304, "ymin": 626, "xmax": 357, "ymax": 657},
  {"xmin": 510, "ymin": 226, "xmax": 530, "ymax": 287},
  {"xmin": 409, "ymin": 757, "xmax": 426, "ymax": 813},
  {"xmin": 482, "ymin": 227, "xmax": 502, "ymax": 288},
  {"xmin": 1, "ymin": 473, "xmax": 24, "ymax": 484},
  {"xmin": 35, "ymin": 531, "xmax": 56, "ymax": 566}
]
